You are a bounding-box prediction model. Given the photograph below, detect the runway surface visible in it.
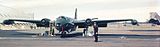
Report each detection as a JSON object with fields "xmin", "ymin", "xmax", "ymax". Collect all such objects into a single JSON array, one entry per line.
[
  {"xmin": 0, "ymin": 37, "xmax": 159, "ymax": 47},
  {"xmin": 0, "ymin": 25, "xmax": 160, "ymax": 47}
]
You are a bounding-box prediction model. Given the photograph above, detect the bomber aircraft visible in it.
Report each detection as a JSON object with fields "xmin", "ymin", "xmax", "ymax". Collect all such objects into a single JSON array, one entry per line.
[
  {"xmin": 148, "ymin": 12, "xmax": 160, "ymax": 25},
  {"xmin": 3, "ymin": 8, "xmax": 138, "ymax": 37}
]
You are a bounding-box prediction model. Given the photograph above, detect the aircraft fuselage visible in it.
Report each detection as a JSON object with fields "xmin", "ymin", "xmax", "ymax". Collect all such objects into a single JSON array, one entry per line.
[{"xmin": 54, "ymin": 16, "xmax": 76, "ymax": 33}]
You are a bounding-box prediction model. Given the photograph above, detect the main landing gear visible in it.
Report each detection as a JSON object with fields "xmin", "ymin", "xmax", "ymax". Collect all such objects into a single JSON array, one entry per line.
[
  {"xmin": 83, "ymin": 22, "xmax": 98, "ymax": 42},
  {"xmin": 82, "ymin": 22, "xmax": 99, "ymax": 42},
  {"xmin": 83, "ymin": 25, "xmax": 93, "ymax": 37}
]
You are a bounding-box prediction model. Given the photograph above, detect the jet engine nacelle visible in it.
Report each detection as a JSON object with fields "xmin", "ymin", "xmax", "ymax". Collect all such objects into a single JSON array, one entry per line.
[
  {"xmin": 40, "ymin": 18, "xmax": 51, "ymax": 25},
  {"xmin": 131, "ymin": 20, "xmax": 138, "ymax": 25},
  {"xmin": 148, "ymin": 19, "xmax": 160, "ymax": 25},
  {"xmin": 149, "ymin": 19, "xmax": 156, "ymax": 23},
  {"xmin": 78, "ymin": 18, "xmax": 93, "ymax": 28},
  {"xmin": 85, "ymin": 18, "xmax": 93, "ymax": 26},
  {"xmin": 2, "ymin": 20, "xmax": 15, "ymax": 25}
]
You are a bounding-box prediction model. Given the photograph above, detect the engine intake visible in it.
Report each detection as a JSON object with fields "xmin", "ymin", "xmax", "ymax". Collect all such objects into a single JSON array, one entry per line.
[
  {"xmin": 41, "ymin": 18, "xmax": 51, "ymax": 25},
  {"xmin": 131, "ymin": 20, "xmax": 138, "ymax": 25},
  {"xmin": 85, "ymin": 18, "xmax": 93, "ymax": 26},
  {"xmin": 3, "ymin": 20, "xmax": 15, "ymax": 25}
]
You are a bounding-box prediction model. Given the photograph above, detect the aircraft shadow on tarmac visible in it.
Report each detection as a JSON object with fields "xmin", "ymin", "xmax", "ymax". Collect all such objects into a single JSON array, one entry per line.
[{"xmin": 54, "ymin": 32, "xmax": 83, "ymax": 38}]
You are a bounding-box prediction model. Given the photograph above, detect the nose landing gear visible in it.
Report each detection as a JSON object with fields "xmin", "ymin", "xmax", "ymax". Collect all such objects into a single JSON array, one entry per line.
[
  {"xmin": 61, "ymin": 31, "xmax": 67, "ymax": 38},
  {"xmin": 60, "ymin": 27, "xmax": 66, "ymax": 38}
]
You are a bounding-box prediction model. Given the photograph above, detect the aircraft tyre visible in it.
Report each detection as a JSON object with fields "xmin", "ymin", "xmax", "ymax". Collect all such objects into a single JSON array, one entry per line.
[{"xmin": 61, "ymin": 31, "xmax": 66, "ymax": 38}]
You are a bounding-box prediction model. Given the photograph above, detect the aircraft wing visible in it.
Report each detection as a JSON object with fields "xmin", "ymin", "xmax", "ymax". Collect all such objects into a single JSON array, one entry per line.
[
  {"xmin": 3, "ymin": 18, "xmax": 51, "ymax": 27},
  {"xmin": 6, "ymin": 19, "xmax": 41, "ymax": 23},
  {"xmin": 74, "ymin": 19, "xmax": 137, "ymax": 28},
  {"xmin": 93, "ymin": 19, "xmax": 135, "ymax": 23}
]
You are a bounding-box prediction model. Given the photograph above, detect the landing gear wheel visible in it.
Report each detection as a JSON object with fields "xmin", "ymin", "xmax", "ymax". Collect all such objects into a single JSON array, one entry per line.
[{"xmin": 61, "ymin": 31, "xmax": 66, "ymax": 38}]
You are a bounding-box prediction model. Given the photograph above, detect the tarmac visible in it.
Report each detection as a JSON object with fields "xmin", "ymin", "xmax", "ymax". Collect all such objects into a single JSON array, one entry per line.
[{"xmin": 0, "ymin": 24, "xmax": 160, "ymax": 47}]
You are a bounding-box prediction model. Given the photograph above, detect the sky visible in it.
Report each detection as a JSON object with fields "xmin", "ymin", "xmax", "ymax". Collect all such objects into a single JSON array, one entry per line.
[{"xmin": 0, "ymin": 0, "xmax": 160, "ymax": 22}]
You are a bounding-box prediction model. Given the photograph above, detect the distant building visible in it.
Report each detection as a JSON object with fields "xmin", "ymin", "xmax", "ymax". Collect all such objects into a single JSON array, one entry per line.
[{"xmin": 0, "ymin": 5, "xmax": 34, "ymax": 23}]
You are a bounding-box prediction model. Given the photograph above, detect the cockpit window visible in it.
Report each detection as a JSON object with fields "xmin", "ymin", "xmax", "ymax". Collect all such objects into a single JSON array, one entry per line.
[
  {"xmin": 59, "ymin": 16, "xmax": 66, "ymax": 20},
  {"xmin": 61, "ymin": 16, "xmax": 65, "ymax": 18}
]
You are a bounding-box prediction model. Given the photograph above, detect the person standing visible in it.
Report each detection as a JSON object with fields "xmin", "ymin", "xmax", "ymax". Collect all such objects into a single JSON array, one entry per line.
[
  {"xmin": 93, "ymin": 22, "xmax": 98, "ymax": 42},
  {"xmin": 49, "ymin": 23, "xmax": 55, "ymax": 36}
]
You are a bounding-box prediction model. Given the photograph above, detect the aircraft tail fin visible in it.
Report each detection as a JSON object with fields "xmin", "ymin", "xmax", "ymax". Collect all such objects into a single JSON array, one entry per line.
[
  {"xmin": 148, "ymin": 12, "xmax": 160, "ymax": 24},
  {"xmin": 74, "ymin": 8, "xmax": 77, "ymax": 19},
  {"xmin": 150, "ymin": 12, "xmax": 160, "ymax": 20}
]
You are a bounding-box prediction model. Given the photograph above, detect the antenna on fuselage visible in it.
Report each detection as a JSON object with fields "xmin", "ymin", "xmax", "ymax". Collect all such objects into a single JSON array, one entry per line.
[{"xmin": 74, "ymin": 8, "xmax": 77, "ymax": 19}]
